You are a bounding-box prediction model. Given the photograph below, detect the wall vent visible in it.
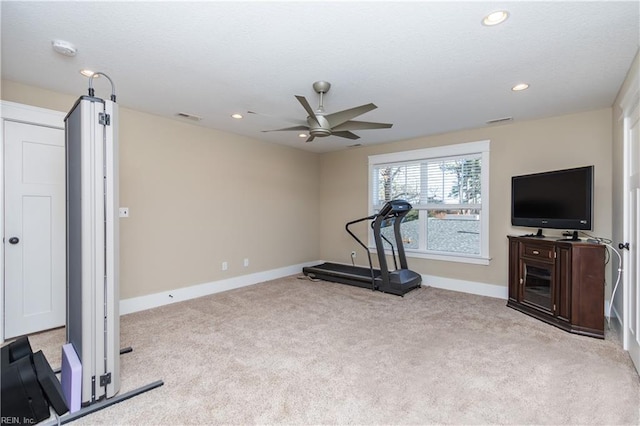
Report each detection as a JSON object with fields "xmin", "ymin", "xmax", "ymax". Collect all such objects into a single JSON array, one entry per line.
[
  {"xmin": 176, "ymin": 112, "xmax": 202, "ymax": 121},
  {"xmin": 486, "ymin": 116, "xmax": 513, "ymax": 124}
]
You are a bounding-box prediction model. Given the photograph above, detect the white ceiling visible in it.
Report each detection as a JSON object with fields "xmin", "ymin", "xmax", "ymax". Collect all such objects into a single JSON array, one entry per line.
[{"xmin": 2, "ymin": 1, "xmax": 638, "ymax": 153}]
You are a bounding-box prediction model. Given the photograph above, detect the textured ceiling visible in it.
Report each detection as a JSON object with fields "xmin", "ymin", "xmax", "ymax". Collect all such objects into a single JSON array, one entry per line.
[{"xmin": 2, "ymin": 1, "xmax": 639, "ymax": 153}]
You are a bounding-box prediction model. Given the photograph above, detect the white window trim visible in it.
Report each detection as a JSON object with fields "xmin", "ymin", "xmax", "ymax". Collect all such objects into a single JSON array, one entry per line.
[{"xmin": 368, "ymin": 140, "xmax": 491, "ymax": 265}]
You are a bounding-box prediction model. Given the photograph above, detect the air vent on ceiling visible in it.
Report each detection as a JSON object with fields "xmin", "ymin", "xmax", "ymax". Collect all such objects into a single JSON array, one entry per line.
[
  {"xmin": 486, "ymin": 116, "xmax": 513, "ymax": 124},
  {"xmin": 176, "ymin": 112, "xmax": 202, "ymax": 121}
]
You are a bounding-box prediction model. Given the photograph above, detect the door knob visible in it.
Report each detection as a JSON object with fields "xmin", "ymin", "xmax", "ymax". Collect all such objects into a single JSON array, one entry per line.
[{"xmin": 8, "ymin": 237, "xmax": 19, "ymax": 245}]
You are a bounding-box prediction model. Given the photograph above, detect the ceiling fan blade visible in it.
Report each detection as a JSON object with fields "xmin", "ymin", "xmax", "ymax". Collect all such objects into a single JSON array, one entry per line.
[
  {"xmin": 332, "ymin": 131, "xmax": 360, "ymax": 140},
  {"xmin": 295, "ymin": 95, "xmax": 320, "ymax": 124},
  {"xmin": 262, "ymin": 125, "xmax": 309, "ymax": 133},
  {"xmin": 324, "ymin": 103, "xmax": 377, "ymax": 128},
  {"xmin": 306, "ymin": 135, "xmax": 316, "ymax": 143},
  {"xmin": 332, "ymin": 120, "xmax": 393, "ymax": 131}
]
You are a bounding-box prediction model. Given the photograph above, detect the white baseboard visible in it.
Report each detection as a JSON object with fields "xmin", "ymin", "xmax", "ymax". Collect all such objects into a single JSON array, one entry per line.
[
  {"xmin": 119, "ymin": 261, "xmax": 319, "ymax": 315},
  {"xmin": 423, "ymin": 274, "xmax": 508, "ymax": 300},
  {"xmin": 424, "ymin": 276, "xmax": 613, "ymax": 324},
  {"xmin": 610, "ymin": 301, "xmax": 622, "ymax": 324},
  {"xmin": 120, "ymin": 264, "xmax": 508, "ymax": 316},
  {"xmin": 609, "ymin": 302, "xmax": 624, "ymax": 343}
]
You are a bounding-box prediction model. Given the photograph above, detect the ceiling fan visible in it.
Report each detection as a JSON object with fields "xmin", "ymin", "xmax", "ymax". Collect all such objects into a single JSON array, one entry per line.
[{"xmin": 259, "ymin": 81, "xmax": 393, "ymax": 143}]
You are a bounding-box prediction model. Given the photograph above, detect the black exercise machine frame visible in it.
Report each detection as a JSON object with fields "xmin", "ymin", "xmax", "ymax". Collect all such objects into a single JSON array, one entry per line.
[{"xmin": 304, "ymin": 199, "xmax": 421, "ymax": 296}]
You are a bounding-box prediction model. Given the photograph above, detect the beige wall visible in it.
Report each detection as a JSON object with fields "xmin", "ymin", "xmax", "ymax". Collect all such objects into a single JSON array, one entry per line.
[
  {"xmin": 319, "ymin": 109, "xmax": 613, "ymax": 289},
  {"xmin": 1, "ymin": 79, "xmax": 616, "ymax": 298},
  {"xmin": 2, "ymin": 80, "xmax": 321, "ymax": 299}
]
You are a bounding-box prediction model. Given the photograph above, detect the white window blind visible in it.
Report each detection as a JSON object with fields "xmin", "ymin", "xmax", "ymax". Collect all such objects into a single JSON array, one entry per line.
[{"xmin": 369, "ymin": 141, "xmax": 490, "ymax": 264}]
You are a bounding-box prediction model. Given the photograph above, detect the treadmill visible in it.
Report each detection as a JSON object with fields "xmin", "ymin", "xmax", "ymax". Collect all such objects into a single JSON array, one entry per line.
[{"xmin": 303, "ymin": 200, "xmax": 422, "ymax": 296}]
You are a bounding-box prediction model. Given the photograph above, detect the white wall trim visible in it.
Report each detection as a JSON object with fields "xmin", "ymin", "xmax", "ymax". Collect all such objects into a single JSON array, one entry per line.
[
  {"xmin": 609, "ymin": 301, "xmax": 624, "ymax": 342},
  {"xmin": 1, "ymin": 100, "xmax": 66, "ymax": 128},
  {"xmin": 119, "ymin": 261, "xmax": 319, "ymax": 315},
  {"xmin": 368, "ymin": 139, "xmax": 491, "ymax": 165},
  {"xmin": 422, "ymin": 274, "xmax": 508, "ymax": 300},
  {"xmin": 617, "ymin": 64, "xmax": 639, "ymax": 113}
]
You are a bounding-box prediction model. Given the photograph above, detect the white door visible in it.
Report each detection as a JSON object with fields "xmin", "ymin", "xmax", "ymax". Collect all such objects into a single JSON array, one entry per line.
[
  {"xmin": 4, "ymin": 121, "xmax": 65, "ymax": 338},
  {"xmin": 624, "ymin": 101, "xmax": 640, "ymax": 372}
]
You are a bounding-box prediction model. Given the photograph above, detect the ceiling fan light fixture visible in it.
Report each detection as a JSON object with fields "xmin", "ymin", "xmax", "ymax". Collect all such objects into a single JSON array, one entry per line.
[
  {"xmin": 512, "ymin": 83, "xmax": 530, "ymax": 91},
  {"xmin": 298, "ymin": 133, "xmax": 308, "ymax": 138},
  {"xmin": 482, "ymin": 10, "xmax": 509, "ymax": 26}
]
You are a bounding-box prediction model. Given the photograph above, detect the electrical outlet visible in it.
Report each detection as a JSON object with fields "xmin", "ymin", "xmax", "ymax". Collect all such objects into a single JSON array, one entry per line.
[
  {"xmin": 243, "ymin": 258, "xmax": 249, "ymax": 267},
  {"xmin": 351, "ymin": 251, "xmax": 356, "ymax": 258},
  {"xmin": 222, "ymin": 261, "xmax": 228, "ymax": 271},
  {"xmin": 119, "ymin": 207, "xmax": 129, "ymax": 218}
]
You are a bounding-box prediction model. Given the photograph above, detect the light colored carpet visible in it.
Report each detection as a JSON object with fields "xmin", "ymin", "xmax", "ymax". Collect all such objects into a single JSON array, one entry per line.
[{"xmin": 28, "ymin": 276, "xmax": 639, "ymax": 425}]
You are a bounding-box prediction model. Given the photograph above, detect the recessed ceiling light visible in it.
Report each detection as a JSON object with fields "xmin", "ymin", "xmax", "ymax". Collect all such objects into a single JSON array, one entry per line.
[
  {"xmin": 512, "ymin": 83, "xmax": 530, "ymax": 91},
  {"xmin": 482, "ymin": 10, "xmax": 509, "ymax": 26},
  {"xmin": 298, "ymin": 133, "xmax": 308, "ymax": 138},
  {"xmin": 79, "ymin": 69, "xmax": 99, "ymax": 78},
  {"xmin": 231, "ymin": 113, "xmax": 243, "ymax": 119},
  {"xmin": 52, "ymin": 39, "xmax": 77, "ymax": 57}
]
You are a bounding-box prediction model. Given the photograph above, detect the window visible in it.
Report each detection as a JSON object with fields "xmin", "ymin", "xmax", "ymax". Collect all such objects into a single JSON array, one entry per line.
[{"xmin": 369, "ymin": 140, "xmax": 490, "ymax": 265}]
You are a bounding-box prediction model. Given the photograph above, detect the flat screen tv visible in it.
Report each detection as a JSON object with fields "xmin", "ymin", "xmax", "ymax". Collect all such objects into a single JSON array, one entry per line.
[{"xmin": 511, "ymin": 166, "xmax": 593, "ymax": 231}]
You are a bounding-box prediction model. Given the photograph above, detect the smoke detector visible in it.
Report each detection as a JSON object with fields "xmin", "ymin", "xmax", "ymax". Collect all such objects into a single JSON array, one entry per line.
[{"xmin": 52, "ymin": 40, "xmax": 77, "ymax": 57}]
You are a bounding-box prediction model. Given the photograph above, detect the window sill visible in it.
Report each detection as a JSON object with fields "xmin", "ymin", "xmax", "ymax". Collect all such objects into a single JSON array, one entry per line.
[{"xmin": 373, "ymin": 248, "xmax": 491, "ymax": 266}]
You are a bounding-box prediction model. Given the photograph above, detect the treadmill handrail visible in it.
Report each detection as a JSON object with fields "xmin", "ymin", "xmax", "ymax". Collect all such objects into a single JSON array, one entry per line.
[{"xmin": 345, "ymin": 214, "xmax": 377, "ymax": 290}]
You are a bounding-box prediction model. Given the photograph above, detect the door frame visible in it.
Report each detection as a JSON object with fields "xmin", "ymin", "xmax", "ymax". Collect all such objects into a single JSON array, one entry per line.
[
  {"xmin": 1, "ymin": 101, "xmax": 66, "ymax": 343},
  {"xmin": 617, "ymin": 67, "xmax": 639, "ymax": 355}
]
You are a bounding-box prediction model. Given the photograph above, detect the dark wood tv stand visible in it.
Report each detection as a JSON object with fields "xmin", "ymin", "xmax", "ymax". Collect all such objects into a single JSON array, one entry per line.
[{"xmin": 507, "ymin": 235, "xmax": 605, "ymax": 338}]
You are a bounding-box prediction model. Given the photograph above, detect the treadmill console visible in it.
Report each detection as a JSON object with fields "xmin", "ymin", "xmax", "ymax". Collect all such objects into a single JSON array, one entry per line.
[{"xmin": 379, "ymin": 200, "xmax": 412, "ymax": 217}]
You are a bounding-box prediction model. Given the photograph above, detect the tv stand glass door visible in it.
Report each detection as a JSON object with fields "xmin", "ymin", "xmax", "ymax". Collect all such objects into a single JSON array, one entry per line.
[{"xmin": 522, "ymin": 261, "xmax": 553, "ymax": 312}]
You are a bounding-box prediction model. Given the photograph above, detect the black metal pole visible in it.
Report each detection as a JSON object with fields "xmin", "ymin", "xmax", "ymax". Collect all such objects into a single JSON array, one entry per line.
[{"xmin": 46, "ymin": 380, "xmax": 164, "ymax": 425}]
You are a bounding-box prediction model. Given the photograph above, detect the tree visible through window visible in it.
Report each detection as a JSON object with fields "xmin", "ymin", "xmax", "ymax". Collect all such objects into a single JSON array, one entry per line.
[{"xmin": 369, "ymin": 141, "xmax": 490, "ymax": 264}]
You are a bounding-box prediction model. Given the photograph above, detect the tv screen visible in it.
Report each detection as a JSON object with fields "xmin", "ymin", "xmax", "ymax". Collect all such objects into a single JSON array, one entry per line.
[{"xmin": 511, "ymin": 166, "xmax": 593, "ymax": 230}]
